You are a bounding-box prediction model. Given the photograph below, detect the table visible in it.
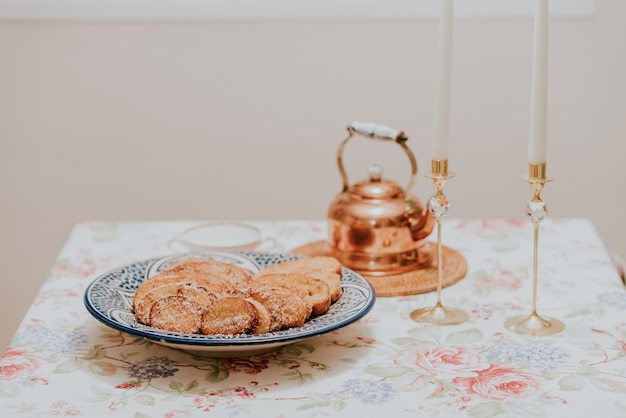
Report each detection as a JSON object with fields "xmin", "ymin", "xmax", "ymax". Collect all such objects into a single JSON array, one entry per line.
[{"xmin": 1, "ymin": 218, "xmax": 625, "ymax": 417}]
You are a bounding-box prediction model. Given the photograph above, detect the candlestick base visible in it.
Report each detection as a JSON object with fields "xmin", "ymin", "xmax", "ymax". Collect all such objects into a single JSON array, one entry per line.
[
  {"xmin": 410, "ymin": 302, "xmax": 469, "ymax": 325},
  {"xmin": 504, "ymin": 312, "xmax": 565, "ymax": 336}
]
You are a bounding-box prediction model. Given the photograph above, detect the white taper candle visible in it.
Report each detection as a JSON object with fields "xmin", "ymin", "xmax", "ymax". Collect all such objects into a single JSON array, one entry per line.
[
  {"xmin": 529, "ymin": 0, "xmax": 549, "ymax": 164},
  {"xmin": 431, "ymin": 0, "xmax": 454, "ymax": 162}
]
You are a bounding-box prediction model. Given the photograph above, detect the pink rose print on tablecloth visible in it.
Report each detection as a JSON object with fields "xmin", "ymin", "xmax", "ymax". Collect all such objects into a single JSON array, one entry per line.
[
  {"xmin": 414, "ymin": 345, "xmax": 483, "ymax": 378},
  {"xmin": 453, "ymin": 364, "xmax": 541, "ymax": 401},
  {"xmin": 0, "ymin": 348, "xmax": 40, "ymax": 380}
]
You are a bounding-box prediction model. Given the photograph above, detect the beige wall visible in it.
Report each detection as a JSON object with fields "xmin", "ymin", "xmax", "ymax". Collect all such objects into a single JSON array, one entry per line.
[{"xmin": 1, "ymin": 1, "xmax": 625, "ymax": 351}]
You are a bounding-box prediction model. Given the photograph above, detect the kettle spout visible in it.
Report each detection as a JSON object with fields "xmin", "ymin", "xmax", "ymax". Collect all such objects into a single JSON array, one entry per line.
[{"xmin": 406, "ymin": 200, "xmax": 435, "ymax": 242}]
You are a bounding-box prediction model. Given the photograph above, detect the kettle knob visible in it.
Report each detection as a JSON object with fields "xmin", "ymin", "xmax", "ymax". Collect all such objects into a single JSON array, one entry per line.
[{"xmin": 368, "ymin": 165, "xmax": 383, "ymax": 182}]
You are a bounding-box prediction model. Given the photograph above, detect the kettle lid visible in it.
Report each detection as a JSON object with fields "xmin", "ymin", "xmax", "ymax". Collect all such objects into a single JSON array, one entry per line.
[{"xmin": 349, "ymin": 164, "xmax": 404, "ymax": 200}]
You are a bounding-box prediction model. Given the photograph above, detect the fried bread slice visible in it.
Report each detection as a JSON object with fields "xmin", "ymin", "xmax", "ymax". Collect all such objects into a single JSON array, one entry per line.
[
  {"xmin": 299, "ymin": 270, "xmax": 342, "ymax": 303},
  {"xmin": 245, "ymin": 298, "xmax": 273, "ymax": 334},
  {"xmin": 252, "ymin": 273, "xmax": 331, "ymax": 317},
  {"xmin": 250, "ymin": 286, "xmax": 311, "ymax": 329},
  {"xmin": 200, "ymin": 297, "xmax": 258, "ymax": 335},
  {"xmin": 133, "ymin": 278, "xmax": 225, "ymax": 324},
  {"xmin": 164, "ymin": 258, "xmax": 253, "ymax": 290},
  {"xmin": 149, "ymin": 295, "xmax": 202, "ymax": 334},
  {"xmin": 258, "ymin": 256, "xmax": 343, "ymax": 302},
  {"xmin": 132, "ymin": 272, "xmax": 183, "ymax": 313},
  {"xmin": 132, "ymin": 271, "xmax": 229, "ymax": 313},
  {"xmin": 246, "ymin": 288, "xmax": 284, "ymax": 332},
  {"xmin": 134, "ymin": 283, "xmax": 181, "ymax": 324},
  {"xmin": 262, "ymin": 256, "xmax": 342, "ymax": 275}
]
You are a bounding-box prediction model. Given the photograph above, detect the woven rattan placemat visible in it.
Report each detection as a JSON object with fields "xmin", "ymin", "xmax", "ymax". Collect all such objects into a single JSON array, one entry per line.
[{"xmin": 290, "ymin": 241, "xmax": 467, "ymax": 297}]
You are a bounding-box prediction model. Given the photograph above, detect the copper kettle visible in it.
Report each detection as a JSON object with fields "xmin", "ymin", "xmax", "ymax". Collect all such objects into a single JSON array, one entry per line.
[{"xmin": 326, "ymin": 122, "xmax": 435, "ymax": 276}]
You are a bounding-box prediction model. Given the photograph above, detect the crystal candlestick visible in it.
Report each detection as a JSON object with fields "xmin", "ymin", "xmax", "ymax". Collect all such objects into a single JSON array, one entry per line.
[
  {"xmin": 410, "ymin": 160, "xmax": 469, "ymax": 325},
  {"xmin": 504, "ymin": 163, "xmax": 565, "ymax": 336}
]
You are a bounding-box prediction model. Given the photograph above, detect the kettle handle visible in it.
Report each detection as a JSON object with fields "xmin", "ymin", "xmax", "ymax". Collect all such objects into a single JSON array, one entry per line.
[{"xmin": 337, "ymin": 121, "xmax": 418, "ymax": 198}]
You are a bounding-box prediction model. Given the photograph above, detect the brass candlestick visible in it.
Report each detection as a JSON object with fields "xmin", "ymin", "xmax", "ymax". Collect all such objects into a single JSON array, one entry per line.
[
  {"xmin": 410, "ymin": 160, "xmax": 469, "ymax": 325},
  {"xmin": 504, "ymin": 163, "xmax": 565, "ymax": 336}
]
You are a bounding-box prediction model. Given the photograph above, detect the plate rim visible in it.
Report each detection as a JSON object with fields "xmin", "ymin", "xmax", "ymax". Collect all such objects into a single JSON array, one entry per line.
[{"xmin": 83, "ymin": 251, "xmax": 376, "ymax": 349}]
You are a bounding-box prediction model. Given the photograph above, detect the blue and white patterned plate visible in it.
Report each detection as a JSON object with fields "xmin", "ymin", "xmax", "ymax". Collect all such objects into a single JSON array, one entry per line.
[{"xmin": 84, "ymin": 251, "xmax": 376, "ymax": 357}]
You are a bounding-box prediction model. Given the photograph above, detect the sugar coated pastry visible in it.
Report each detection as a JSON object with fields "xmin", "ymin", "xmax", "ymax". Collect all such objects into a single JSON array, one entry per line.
[
  {"xmin": 262, "ymin": 256, "xmax": 342, "ymax": 275},
  {"xmin": 246, "ymin": 288, "xmax": 284, "ymax": 332},
  {"xmin": 131, "ymin": 256, "xmax": 344, "ymax": 335},
  {"xmin": 149, "ymin": 295, "xmax": 203, "ymax": 334},
  {"xmin": 249, "ymin": 286, "xmax": 311, "ymax": 329},
  {"xmin": 164, "ymin": 258, "xmax": 252, "ymax": 290},
  {"xmin": 259, "ymin": 256, "xmax": 343, "ymax": 302},
  {"xmin": 199, "ymin": 297, "xmax": 258, "ymax": 335},
  {"xmin": 252, "ymin": 273, "xmax": 331, "ymax": 317}
]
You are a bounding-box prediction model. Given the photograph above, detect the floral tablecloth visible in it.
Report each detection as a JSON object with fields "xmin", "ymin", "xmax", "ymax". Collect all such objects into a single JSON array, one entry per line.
[{"xmin": 1, "ymin": 218, "xmax": 625, "ymax": 417}]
